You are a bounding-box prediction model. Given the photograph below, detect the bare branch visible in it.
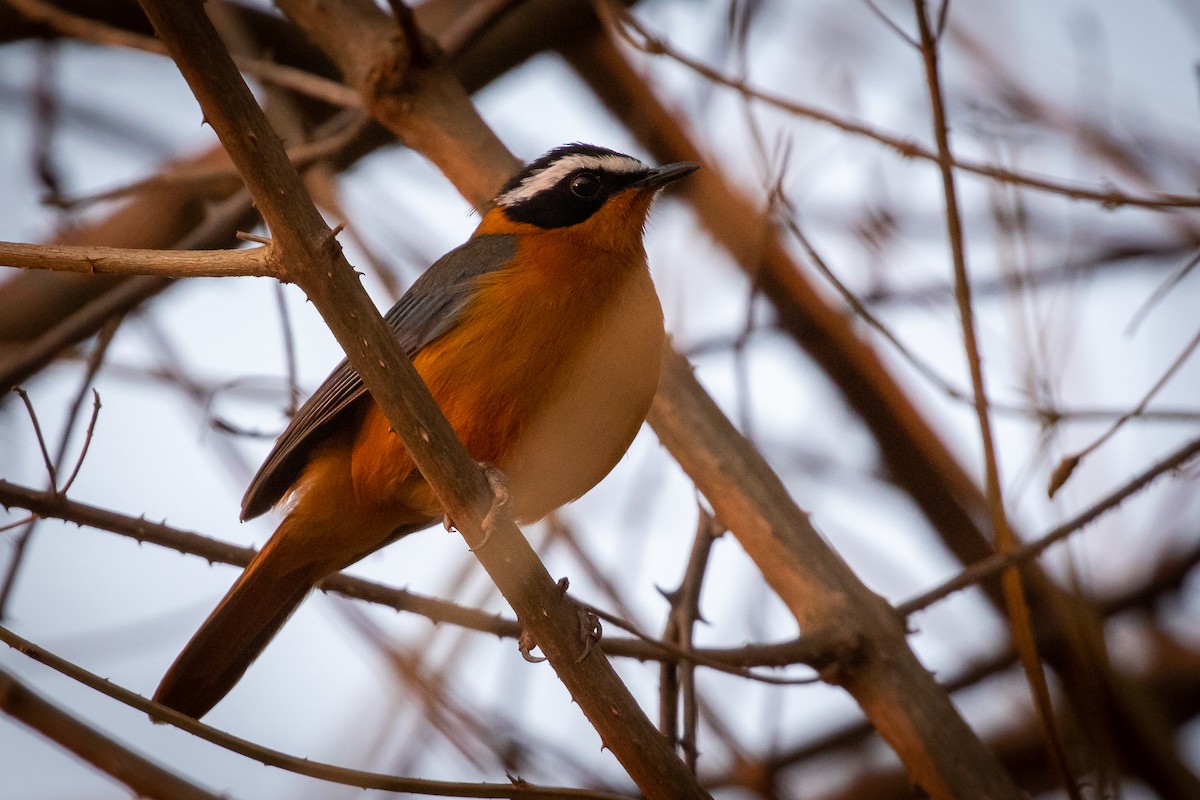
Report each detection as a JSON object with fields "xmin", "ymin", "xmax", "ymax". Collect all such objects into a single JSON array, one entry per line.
[
  {"xmin": 1049, "ymin": 325, "xmax": 1200, "ymax": 497},
  {"xmin": 6, "ymin": 0, "xmax": 360, "ymax": 108},
  {"xmin": 0, "ymin": 626, "xmax": 635, "ymax": 799},
  {"xmin": 899, "ymin": 433, "xmax": 1200, "ymax": 615},
  {"xmin": 910, "ymin": 3, "xmax": 1078, "ymax": 793},
  {"xmin": 0, "ymin": 240, "xmax": 274, "ymax": 279},
  {"xmin": 0, "ymin": 668, "xmax": 226, "ymax": 800},
  {"xmin": 598, "ymin": 1, "xmax": 1200, "ymax": 210}
]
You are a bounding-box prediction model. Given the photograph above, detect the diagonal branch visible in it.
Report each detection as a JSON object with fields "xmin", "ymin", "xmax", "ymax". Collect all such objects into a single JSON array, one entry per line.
[
  {"xmin": 0, "ymin": 668, "xmax": 226, "ymax": 800},
  {"xmin": 649, "ymin": 346, "xmax": 1023, "ymax": 799},
  {"xmin": 0, "ymin": 629, "xmax": 633, "ymax": 800},
  {"xmin": 563, "ymin": 16, "xmax": 1200, "ymax": 796},
  {"xmin": 600, "ymin": 2, "xmax": 1200, "ymax": 211},
  {"xmin": 131, "ymin": 1, "xmax": 708, "ymax": 797}
]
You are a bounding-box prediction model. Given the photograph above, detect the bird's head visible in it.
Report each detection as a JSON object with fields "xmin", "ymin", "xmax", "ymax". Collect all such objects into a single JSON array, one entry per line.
[{"xmin": 477, "ymin": 144, "xmax": 698, "ymax": 252}]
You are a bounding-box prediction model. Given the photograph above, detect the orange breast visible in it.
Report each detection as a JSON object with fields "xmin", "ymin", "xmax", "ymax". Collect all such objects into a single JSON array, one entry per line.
[{"xmin": 349, "ymin": 222, "xmax": 664, "ymax": 524}]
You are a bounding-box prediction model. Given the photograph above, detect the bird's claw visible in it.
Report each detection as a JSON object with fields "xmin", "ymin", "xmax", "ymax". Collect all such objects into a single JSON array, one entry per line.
[
  {"xmin": 518, "ymin": 628, "xmax": 546, "ymax": 663},
  {"xmin": 576, "ymin": 605, "xmax": 602, "ymax": 662},
  {"xmin": 443, "ymin": 463, "xmax": 511, "ymax": 550},
  {"xmin": 474, "ymin": 463, "xmax": 510, "ymax": 551},
  {"xmin": 517, "ymin": 589, "xmax": 602, "ymax": 664}
]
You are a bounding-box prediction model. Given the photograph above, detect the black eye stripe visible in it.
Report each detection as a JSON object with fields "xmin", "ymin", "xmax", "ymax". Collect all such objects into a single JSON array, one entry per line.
[{"xmin": 500, "ymin": 155, "xmax": 652, "ymax": 229}]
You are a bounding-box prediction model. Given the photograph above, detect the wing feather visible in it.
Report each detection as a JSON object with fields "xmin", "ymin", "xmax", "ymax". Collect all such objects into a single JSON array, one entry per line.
[{"xmin": 240, "ymin": 234, "xmax": 516, "ymax": 520}]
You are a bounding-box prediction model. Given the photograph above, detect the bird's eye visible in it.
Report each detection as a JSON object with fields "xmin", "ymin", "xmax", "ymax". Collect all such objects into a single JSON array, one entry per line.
[{"xmin": 570, "ymin": 172, "xmax": 601, "ymax": 199}]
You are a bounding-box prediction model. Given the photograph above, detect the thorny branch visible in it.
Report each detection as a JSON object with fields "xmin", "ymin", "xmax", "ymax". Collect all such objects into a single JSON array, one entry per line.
[
  {"xmin": 0, "ymin": 477, "xmax": 842, "ymax": 671},
  {"xmin": 0, "ymin": 625, "xmax": 635, "ymax": 800},
  {"xmin": 599, "ymin": 1, "xmax": 1200, "ymax": 210}
]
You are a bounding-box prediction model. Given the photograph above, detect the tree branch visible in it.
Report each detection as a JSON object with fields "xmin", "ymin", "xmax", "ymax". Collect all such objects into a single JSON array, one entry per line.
[
  {"xmin": 0, "ymin": 240, "xmax": 273, "ymax": 279},
  {"xmin": 0, "ymin": 629, "xmax": 633, "ymax": 800},
  {"xmin": 0, "ymin": 668, "xmax": 226, "ymax": 800},
  {"xmin": 649, "ymin": 346, "xmax": 1023, "ymax": 799}
]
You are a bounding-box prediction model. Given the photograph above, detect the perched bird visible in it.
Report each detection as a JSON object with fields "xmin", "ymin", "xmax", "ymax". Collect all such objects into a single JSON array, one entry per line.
[{"xmin": 154, "ymin": 144, "xmax": 698, "ymax": 719}]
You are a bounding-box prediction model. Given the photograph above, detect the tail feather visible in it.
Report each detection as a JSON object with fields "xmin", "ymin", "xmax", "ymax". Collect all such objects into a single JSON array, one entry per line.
[{"xmin": 153, "ymin": 525, "xmax": 328, "ymax": 720}]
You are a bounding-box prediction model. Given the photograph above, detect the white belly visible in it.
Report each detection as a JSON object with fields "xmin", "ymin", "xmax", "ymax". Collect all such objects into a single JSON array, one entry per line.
[{"xmin": 503, "ymin": 268, "xmax": 664, "ymax": 522}]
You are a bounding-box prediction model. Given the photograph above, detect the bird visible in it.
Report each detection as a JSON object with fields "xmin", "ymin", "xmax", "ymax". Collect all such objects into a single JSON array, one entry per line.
[{"xmin": 153, "ymin": 143, "xmax": 699, "ymax": 719}]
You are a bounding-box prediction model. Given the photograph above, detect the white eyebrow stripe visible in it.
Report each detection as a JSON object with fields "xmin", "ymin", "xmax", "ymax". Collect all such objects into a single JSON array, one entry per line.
[{"xmin": 496, "ymin": 153, "xmax": 647, "ymax": 206}]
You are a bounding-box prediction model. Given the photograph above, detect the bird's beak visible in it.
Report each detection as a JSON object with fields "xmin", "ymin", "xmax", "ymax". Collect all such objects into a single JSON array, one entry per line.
[{"xmin": 632, "ymin": 161, "xmax": 700, "ymax": 190}]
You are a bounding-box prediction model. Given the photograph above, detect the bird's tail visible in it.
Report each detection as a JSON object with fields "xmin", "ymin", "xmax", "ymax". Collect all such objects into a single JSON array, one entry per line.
[{"xmin": 152, "ymin": 514, "xmax": 332, "ymax": 720}]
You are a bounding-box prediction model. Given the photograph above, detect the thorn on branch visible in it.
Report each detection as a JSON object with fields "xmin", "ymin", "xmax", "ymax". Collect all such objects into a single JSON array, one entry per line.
[{"xmin": 1047, "ymin": 454, "xmax": 1080, "ymax": 499}]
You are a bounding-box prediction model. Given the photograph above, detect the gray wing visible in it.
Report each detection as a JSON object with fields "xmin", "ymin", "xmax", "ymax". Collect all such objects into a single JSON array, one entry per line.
[{"xmin": 240, "ymin": 234, "xmax": 516, "ymax": 520}]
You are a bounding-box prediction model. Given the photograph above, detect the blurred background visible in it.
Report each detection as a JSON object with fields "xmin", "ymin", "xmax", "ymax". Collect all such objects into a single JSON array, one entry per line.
[{"xmin": 1, "ymin": 0, "xmax": 1199, "ymax": 797}]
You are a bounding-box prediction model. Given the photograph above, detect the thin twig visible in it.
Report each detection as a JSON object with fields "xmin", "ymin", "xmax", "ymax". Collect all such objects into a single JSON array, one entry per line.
[
  {"xmin": 0, "ymin": 668, "xmax": 226, "ymax": 800},
  {"xmin": 0, "ymin": 625, "xmax": 635, "ymax": 799},
  {"xmin": 683, "ymin": 325, "xmax": 1200, "ymax": 423},
  {"xmin": 911, "ymin": 3, "xmax": 1079, "ymax": 795},
  {"xmin": 1, "ymin": 337, "xmax": 110, "ymax": 618},
  {"xmin": 0, "ymin": 515, "xmax": 36, "ymax": 535},
  {"xmin": 272, "ymin": 283, "xmax": 301, "ymax": 417},
  {"xmin": 862, "ymin": 0, "xmax": 918, "ymax": 47},
  {"xmin": 55, "ymin": 111, "xmax": 368, "ymax": 211},
  {"xmin": 778, "ymin": 198, "xmax": 974, "ymax": 411},
  {"xmin": 900, "ymin": 432, "xmax": 1200, "ymax": 615},
  {"xmin": 6, "ymin": 0, "xmax": 361, "ymax": 108},
  {"xmin": 56, "ymin": 319, "xmax": 116, "ymax": 492},
  {"xmin": 588, "ymin": 605, "xmax": 821, "ymax": 687},
  {"xmin": 1048, "ymin": 325, "xmax": 1200, "ymax": 497},
  {"xmin": 659, "ymin": 508, "xmax": 723, "ymax": 770},
  {"xmin": 1125, "ymin": 248, "xmax": 1200, "ymax": 335},
  {"xmin": 59, "ymin": 389, "xmax": 101, "ymax": 495},
  {"xmin": 597, "ymin": 1, "xmax": 1200, "ymax": 210},
  {"xmin": 12, "ymin": 389, "xmax": 57, "ymax": 489}
]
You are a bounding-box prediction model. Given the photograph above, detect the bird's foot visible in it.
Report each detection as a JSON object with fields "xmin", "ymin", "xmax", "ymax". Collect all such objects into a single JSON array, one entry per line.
[
  {"xmin": 519, "ymin": 628, "xmax": 546, "ymax": 663},
  {"xmin": 476, "ymin": 463, "xmax": 510, "ymax": 548},
  {"xmin": 442, "ymin": 463, "xmax": 510, "ymax": 551},
  {"xmin": 575, "ymin": 604, "xmax": 602, "ymax": 662},
  {"xmin": 517, "ymin": 580, "xmax": 602, "ymax": 664}
]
